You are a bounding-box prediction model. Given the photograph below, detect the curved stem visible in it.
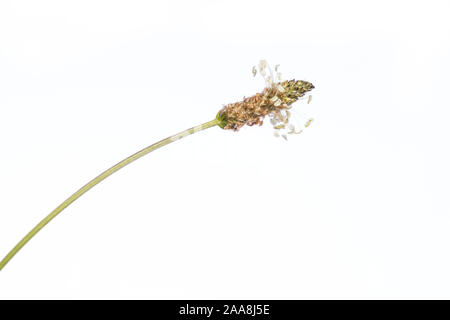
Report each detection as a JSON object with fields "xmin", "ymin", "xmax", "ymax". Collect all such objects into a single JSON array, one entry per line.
[{"xmin": 0, "ymin": 118, "xmax": 219, "ymax": 271}]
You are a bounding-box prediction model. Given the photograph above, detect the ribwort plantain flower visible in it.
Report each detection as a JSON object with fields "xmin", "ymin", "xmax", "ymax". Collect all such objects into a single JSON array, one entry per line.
[
  {"xmin": 0, "ymin": 60, "xmax": 316, "ymax": 272},
  {"xmin": 217, "ymin": 60, "xmax": 315, "ymax": 139}
]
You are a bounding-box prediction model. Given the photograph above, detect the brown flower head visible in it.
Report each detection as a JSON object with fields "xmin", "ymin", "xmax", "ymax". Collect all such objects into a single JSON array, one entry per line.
[{"xmin": 216, "ymin": 61, "xmax": 315, "ymax": 138}]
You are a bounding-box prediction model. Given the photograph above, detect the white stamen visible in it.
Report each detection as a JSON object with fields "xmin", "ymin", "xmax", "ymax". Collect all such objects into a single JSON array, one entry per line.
[
  {"xmin": 305, "ymin": 118, "xmax": 314, "ymax": 128},
  {"xmin": 258, "ymin": 60, "xmax": 267, "ymax": 77},
  {"xmin": 277, "ymin": 84, "xmax": 286, "ymax": 93}
]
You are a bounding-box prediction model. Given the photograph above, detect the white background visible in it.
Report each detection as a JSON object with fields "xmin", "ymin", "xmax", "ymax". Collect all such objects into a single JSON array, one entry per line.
[{"xmin": 0, "ymin": 0, "xmax": 449, "ymax": 299}]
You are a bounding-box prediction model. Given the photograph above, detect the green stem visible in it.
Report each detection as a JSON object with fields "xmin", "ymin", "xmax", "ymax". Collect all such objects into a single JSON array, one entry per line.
[{"xmin": 0, "ymin": 118, "xmax": 219, "ymax": 271}]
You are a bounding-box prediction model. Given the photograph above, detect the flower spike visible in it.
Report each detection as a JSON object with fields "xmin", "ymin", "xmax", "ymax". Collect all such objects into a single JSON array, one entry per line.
[{"xmin": 216, "ymin": 60, "xmax": 315, "ymax": 137}]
